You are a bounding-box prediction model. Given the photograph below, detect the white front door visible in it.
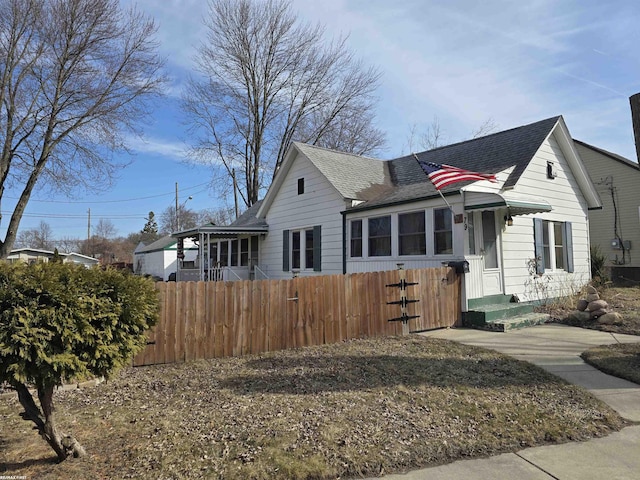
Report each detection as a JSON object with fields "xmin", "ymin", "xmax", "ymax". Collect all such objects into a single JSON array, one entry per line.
[{"xmin": 479, "ymin": 210, "xmax": 503, "ymax": 296}]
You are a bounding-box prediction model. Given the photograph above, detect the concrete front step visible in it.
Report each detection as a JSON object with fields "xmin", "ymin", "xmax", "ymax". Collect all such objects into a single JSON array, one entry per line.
[
  {"xmin": 472, "ymin": 312, "xmax": 551, "ymax": 332},
  {"xmin": 468, "ymin": 294, "xmax": 516, "ymax": 309},
  {"xmin": 463, "ymin": 302, "xmax": 535, "ymax": 326}
]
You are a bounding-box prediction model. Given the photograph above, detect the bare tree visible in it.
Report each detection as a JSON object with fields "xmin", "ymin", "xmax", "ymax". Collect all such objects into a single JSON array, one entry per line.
[
  {"xmin": 404, "ymin": 116, "xmax": 499, "ymax": 154},
  {"xmin": 94, "ymin": 218, "xmax": 117, "ymax": 239},
  {"xmin": 183, "ymin": 0, "xmax": 385, "ymax": 208},
  {"xmin": 56, "ymin": 236, "xmax": 82, "ymax": 253},
  {"xmin": 471, "ymin": 118, "xmax": 499, "ymax": 139},
  {"xmin": 197, "ymin": 206, "xmax": 235, "ymax": 226},
  {"xmin": 159, "ymin": 204, "xmax": 200, "ymax": 234},
  {"xmin": 0, "ymin": 0, "xmax": 165, "ymax": 259},
  {"xmin": 15, "ymin": 221, "xmax": 55, "ymax": 250}
]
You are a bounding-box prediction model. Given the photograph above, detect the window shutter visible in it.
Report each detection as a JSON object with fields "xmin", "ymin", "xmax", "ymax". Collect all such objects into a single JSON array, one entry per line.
[
  {"xmin": 282, "ymin": 230, "xmax": 289, "ymax": 271},
  {"xmin": 564, "ymin": 222, "xmax": 574, "ymax": 273},
  {"xmin": 533, "ymin": 218, "xmax": 545, "ymax": 274},
  {"xmin": 313, "ymin": 225, "xmax": 322, "ymax": 272}
]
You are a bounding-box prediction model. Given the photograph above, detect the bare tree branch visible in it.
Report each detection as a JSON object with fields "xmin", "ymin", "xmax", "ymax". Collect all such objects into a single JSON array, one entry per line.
[
  {"xmin": 0, "ymin": 0, "xmax": 166, "ymax": 258},
  {"xmin": 182, "ymin": 0, "xmax": 385, "ymax": 207}
]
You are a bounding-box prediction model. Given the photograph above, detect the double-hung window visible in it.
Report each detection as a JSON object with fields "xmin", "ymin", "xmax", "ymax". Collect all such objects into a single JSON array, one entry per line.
[
  {"xmin": 291, "ymin": 231, "xmax": 301, "ymax": 269},
  {"xmin": 534, "ymin": 219, "xmax": 573, "ymax": 273},
  {"xmin": 368, "ymin": 216, "xmax": 391, "ymax": 256},
  {"xmin": 399, "ymin": 211, "xmax": 426, "ymax": 256},
  {"xmin": 283, "ymin": 226, "xmax": 322, "ymax": 272},
  {"xmin": 350, "ymin": 220, "xmax": 363, "ymax": 257},
  {"xmin": 434, "ymin": 208, "xmax": 453, "ymax": 255}
]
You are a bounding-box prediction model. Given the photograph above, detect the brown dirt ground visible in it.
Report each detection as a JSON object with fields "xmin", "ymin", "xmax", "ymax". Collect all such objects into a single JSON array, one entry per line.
[{"xmin": 0, "ymin": 336, "xmax": 627, "ymax": 480}]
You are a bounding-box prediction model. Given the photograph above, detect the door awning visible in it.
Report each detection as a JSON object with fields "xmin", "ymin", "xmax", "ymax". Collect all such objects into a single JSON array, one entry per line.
[
  {"xmin": 172, "ymin": 225, "xmax": 269, "ymax": 239},
  {"xmin": 464, "ymin": 191, "xmax": 552, "ymax": 216}
]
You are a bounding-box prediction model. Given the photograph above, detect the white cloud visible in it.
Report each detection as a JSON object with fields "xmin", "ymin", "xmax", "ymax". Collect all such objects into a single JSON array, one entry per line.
[
  {"xmin": 127, "ymin": 135, "xmax": 188, "ymax": 161},
  {"xmin": 124, "ymin": 0, "xmax": 640, "ymax": 161}
]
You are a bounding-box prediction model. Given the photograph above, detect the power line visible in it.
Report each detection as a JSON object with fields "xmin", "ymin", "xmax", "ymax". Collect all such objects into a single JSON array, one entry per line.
[
  {"xmin": 2, "ymin": 181, "xmax": 211, "ymax": 204},
  {"xmin": 2, "ymin": 211, "xmax": 147, "ymax": 219}
]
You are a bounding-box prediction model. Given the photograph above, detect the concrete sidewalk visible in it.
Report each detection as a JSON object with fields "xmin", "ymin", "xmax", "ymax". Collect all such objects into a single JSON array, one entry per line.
[{"xmin": 367, "ymin": 324, "xmax": 640, "ymax": 480}]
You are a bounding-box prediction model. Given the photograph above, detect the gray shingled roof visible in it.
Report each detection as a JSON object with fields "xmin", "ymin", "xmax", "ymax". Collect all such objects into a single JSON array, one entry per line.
[
  {"xmin": 134, "ymin": 235, "xmax": 176, "ymax": 253},
  {"xmin": 574, "ymin": 139, "xmax": 640, "ymax": 170},
  {"xmin": 347, "ymin": 116, "xmax": 561, "ymax": 211},
  {"xmin": 293, "ymin": 142, "xmax": 391, "ymax": 201},
  {"xmin": 230, "ymin": 200, "xmax": 267, "ymax": 227}
]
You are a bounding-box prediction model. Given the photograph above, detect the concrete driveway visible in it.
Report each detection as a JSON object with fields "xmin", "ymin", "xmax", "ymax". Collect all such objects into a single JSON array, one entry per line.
[{"xmin": 366, "ymin": 324, "xmax": 640, "ymax": 480}]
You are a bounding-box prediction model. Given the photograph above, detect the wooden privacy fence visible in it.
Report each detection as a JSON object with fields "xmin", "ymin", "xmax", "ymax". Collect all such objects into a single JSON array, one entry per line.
[{"xmin": 133, "ymin": 267, "xmax": 461, "ymax": 366}]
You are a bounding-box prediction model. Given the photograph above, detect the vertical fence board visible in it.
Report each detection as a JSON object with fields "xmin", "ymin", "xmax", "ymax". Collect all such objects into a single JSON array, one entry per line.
[
  {"xmin": 195, "ymin": 281, "xmax": 206, "ymax": 360},
  {"xmin": 164, "ymin": 282, "xmax": 176, "ymax": 363},
  {"xmin": 153, "ymin": 283, "xmax": 166, "ymax": 364},
  {"xmin": 213, "ymin": 281, "xmax": 225, "ymax": 357},
  {"xmin": 223, "ymin": 282, "xmax": 235, "ymax": 357},
  {"xmin": 133, "ymin": 267, "xmax": 461, "ymax": 366}
]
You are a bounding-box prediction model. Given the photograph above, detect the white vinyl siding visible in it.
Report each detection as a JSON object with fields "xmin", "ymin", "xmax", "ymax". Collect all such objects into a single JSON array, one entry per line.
[
  {"xmin": 502, "ymin": 133, "xmax": 590, "ymax": 300},
  {"xmin": 261, "ymin": 151, "xmax": 344, "ymax": 279}
]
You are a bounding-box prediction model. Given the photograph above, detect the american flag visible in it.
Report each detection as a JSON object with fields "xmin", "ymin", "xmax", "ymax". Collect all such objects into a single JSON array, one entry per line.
[{"xmin": 416, "ymin": 159, "xmax": 497, "ymax": 190}]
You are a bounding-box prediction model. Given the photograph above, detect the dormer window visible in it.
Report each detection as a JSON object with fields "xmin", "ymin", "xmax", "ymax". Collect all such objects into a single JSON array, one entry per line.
[
  {"xmin": 547, "ymin": 161, "xmax": 557, "ymax": 179},
  {"xmin": 298, "ymin": 178, "xmax": 304, "ymax": 194}
]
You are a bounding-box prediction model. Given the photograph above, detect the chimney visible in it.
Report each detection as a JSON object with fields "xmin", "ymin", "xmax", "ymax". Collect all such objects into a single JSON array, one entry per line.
[{"xmin": 629, "ymin": 93, "xmax": 640, "ymax": 162}]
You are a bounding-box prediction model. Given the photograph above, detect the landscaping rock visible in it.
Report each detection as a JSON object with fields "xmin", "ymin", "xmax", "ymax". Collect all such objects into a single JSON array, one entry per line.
[
  {"xmin": 587, "ymin": 299, "xmax": 608, "ymax": 312},
  {"xmin": 590, "ymin": 309, "xmax": 608, "ymax": 319},
  {"xmin": 586, "ymin": 293, "xmax": 600, "ymax": 302},
  {"xmin": 586, "ymin": 285, "xmax": 598, "ymax": 295},
  {"xmin": 597, "ymin": 312, "xmax": 623, "ymax": 325},
  {"xmin": 576, "ymin": 299, "xmax": 588, "ymax": 311},
  {"xmin": 568, "ymin": 310, "xmax": 591, "ymax": 322}
]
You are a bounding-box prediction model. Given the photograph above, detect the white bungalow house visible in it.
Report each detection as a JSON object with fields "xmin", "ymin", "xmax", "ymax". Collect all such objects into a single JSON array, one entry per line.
[
  {"xmin": 133, "ymin": 235, "xmax": 198, "ymax": 281},
  {"xmin": 174, "ymin": 116, "xmax": 602, "ymax": 329}
]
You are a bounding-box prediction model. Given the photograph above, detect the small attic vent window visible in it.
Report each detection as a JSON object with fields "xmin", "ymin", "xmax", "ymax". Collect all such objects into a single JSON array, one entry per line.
[
  {"xmin": 546, "ymin": 162, "xmax": 557, "ymax": 179},
  {"xmin": 298, "ymin": 178, "xmax": 304, "ymax": 195}
]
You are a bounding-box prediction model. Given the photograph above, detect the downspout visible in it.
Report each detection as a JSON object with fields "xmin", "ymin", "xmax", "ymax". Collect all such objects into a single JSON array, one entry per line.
[{"xmin": 342, "ymin": 211, "xmax": 347, "ymax": 274}]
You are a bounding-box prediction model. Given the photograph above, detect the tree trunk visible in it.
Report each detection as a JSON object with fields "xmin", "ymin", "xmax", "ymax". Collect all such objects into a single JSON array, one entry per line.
[{"xmin": 15, "ymin": 382, "xmax": 86, "ymax": 461}]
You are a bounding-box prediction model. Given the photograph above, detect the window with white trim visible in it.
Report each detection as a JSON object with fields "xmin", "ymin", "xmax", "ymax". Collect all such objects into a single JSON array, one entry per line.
[
  {"xmin": 240, "ymin": 238, "xmax": 249, "ymax": 266},
  {"xmin": 368, "ymin": 216, "xmax": 391, "ymax": 256},
  {"xmin": 350, "ymin": 219, "xmax": 363, "ymax": 257},
  {"xmin": 292, "ymin": 231, "xmax": 301, "ymax": 269},
  {"xmin": 283, "ymin": 227, "xmax": 322, "ymax": 271},
  {"xmin": 398, "ymin": 211, "xmax": 426, "ymax": 256},
  {"xmin": 434, "ymin": 208, "xmax": 453, "ymax": 255},
  {"xmin": 534, "ymin": 219, "xmax": 573, "ymax": 273}
]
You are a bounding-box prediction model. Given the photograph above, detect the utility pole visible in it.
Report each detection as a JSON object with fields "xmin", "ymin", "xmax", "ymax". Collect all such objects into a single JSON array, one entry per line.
[
  {"xmin": 175, "ymin": 182, "xmax": 179, "ymax": 232},
  {"xmin": 232, "ymin": 169, "xmax": 239, "ymax": 220},
  {"xmin": 87, "ymin": 208, "xmax": 91, "ymax": 256}
]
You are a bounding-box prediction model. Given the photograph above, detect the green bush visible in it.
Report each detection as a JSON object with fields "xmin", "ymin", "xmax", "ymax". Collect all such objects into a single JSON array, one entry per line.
[
  {"xmin": 0, "ymin": 261, "xmax": 159, "ymax": 460},
  {"xmin": 590, "ymin": 245, "xmax": 609, "ymax": 286}
]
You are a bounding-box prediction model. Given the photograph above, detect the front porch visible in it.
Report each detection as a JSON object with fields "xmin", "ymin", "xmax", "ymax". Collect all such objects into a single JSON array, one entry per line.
[{"xmin": 173, "ymin": 224, "xmax": 269, "ymax": 282}]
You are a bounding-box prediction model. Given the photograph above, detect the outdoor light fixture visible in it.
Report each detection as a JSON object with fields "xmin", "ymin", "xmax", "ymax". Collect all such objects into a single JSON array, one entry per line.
[{"xmin": 504, "ymin": 214, "xmax": 513, "ymax": 226}]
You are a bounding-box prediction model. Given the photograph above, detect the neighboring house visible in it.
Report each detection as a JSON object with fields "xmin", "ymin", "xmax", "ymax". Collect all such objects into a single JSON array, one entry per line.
[
  {"xmin": 6, "ymin": 248, "xmax": 99, "ymax": 268},
  {"xmin": 574, "ymin": 140, "xmax": 640, "ymax": 282},
  {"xmin": 133, "ymin": 235, "xmax": 198, "ymax": 281},
  {"xmin": 172, "ymin": 203, "xmax": 269, "ymax": 281},
  {"xmin": 174, "ymin": 116, "xmax": 601, "ymax": 325}
]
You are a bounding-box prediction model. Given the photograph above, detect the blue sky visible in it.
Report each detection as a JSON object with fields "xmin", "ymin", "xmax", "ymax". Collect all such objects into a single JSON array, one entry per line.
[{"xmin": 5, "ymin": 0, "xmax": 640, "ymax": 242}]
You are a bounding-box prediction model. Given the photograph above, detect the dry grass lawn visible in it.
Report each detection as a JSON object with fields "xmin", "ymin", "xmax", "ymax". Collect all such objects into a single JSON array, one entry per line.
[
  {"xmin": 582, "ymin": 343, "xmax": 640, "ymax": 385},
  {"xmin": 0, "ymin": 336, "xmax": 628, "ymax": 480},
  {"xmin": 545, "ymin": 286, "xmax": 640, "ymax": 386}
]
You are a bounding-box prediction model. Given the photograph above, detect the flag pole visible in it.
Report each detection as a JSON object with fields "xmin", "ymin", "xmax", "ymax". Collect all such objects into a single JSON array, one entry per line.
[{"xmin": 412, "ymin": 153, "xmax": 455, "ymax": 213}]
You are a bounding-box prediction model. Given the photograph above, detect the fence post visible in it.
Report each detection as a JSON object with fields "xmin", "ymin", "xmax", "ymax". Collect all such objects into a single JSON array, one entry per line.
[{"xmin": 386, "ymin": 263, "xmax": 420, "ymax": 335}]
